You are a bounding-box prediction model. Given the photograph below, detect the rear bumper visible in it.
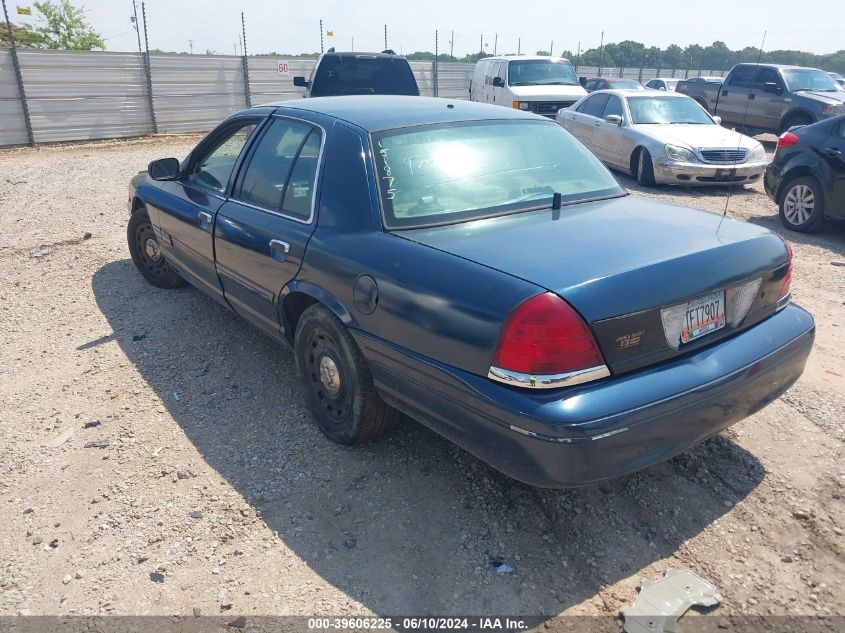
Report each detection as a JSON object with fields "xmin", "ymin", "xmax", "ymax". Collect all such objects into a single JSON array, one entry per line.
[
  {"xmin": 654, "ymin": 158, "xmax": 768, "ymax": 185},
  {"xmin": 356, "ymin": 304, "xmax": 814, "ymax": 488}
]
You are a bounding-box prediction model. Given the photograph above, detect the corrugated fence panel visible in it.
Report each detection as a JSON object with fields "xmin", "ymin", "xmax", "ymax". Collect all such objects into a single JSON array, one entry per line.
[
  {"xmin": 17, "ymin": 49, "xmax": 150, "ymax": 143},
  {"xmin": 410, "ymin": 61, "xmax": 434, "ymax": 96},
  {"xmin": 152, "ymin": 54, "xmax": 247, "ymax": 133},
  {"xmin": 436, "ymin": 62, "xmax": 473, "ymax": 100},
  {"xmin": 248, "ymin": 58, "xmax": 313, "ymax": 106},
  {"xmin": 0, "ymin": 49, "xmax": 28, "ymax": 146}
]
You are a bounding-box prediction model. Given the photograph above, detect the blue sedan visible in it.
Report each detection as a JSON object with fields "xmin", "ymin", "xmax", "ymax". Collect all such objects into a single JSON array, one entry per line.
[{"xmin": 127, "ymin": 96, "xmax": 814, "ymax": 488}]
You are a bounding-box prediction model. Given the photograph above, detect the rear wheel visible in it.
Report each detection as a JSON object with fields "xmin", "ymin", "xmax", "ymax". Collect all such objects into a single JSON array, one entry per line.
[
  {"xmin": 635, "ymin": 148, "xmax": 656, "ymax": 186},
  {"xmin": 294, "ymin": 304, "xmax": 400, "ymax": 444},
  {"xmin": 127, "ymin": 208, "xmax": 184, "ymax": 288},
  {"xmin": 779, "ymin": 176, "xmax": 826, "ymax": 233}
]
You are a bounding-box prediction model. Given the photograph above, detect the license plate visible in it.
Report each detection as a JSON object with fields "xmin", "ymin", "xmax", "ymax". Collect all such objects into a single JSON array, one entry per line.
[
  {"xmin": 715, "ymin": 168, "xmax": 737, "ymax": 180},
  {"xmin": 681, "ymin": 290, "xmax": 726, "ymax": 343}
]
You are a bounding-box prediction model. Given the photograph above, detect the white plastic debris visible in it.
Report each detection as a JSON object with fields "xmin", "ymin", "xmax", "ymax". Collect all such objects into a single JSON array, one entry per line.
[{"xmin": 622, "ymin": 569, "xmax": 722, "ymax": 633}]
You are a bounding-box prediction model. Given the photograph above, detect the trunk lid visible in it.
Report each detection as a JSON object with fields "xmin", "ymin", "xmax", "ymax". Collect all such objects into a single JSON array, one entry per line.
[{"xmin": 397, "ymin": 195, "xmax": 789, "ymax": 374}]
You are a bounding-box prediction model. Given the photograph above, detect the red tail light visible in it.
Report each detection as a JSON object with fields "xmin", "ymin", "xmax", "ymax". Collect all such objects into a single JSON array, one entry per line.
[
  {"xmin": 780, "ymin": 239, "xmax": 793, "ymax": 302},
  {"xmin": 674, "ymin": 84, "xmax": 681, "ymax": 92},
  {"xmin": 492, "ymin": 292, "xmax": 605, "ymax": 375},
  {"xmin": 776, "ymin": 131, "xmax": 799, "ymax": 150}
]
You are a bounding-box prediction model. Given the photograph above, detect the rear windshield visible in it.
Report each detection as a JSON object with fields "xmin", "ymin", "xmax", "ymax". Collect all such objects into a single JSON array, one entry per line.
[
  {"xmin": 610, "ymin": 79, "xmax": 644, "ymax": 89},
  {"xmin": 507, "ymin": 60, "xmax": 579, "ymax": 86},
  {"xmin": 628, "ymin": 96, "xmax": 713, "ymax": 125},
  {"xmin": 310, "ymin": 55, "xmax": 420, "ymax": 97},
  {"xmin": 372, "ymin": 120, "xmax": 623, "ymax": 229}
]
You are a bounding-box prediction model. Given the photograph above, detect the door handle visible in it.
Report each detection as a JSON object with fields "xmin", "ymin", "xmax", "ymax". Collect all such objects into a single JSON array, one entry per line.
[
  {"xmin": 722, "ymin": 90, "xmax": 728, "ymax": 96},
  {"xmin": 197, "ymin": 211, "xmax": 213, "ymax": 229},
  {"xmin": 269, "ymin": 239, "xmax": 290, "ymax": 263},
  {"xmin": 822, "ymin": 147, "xmax": 843, "ymax": 157}
]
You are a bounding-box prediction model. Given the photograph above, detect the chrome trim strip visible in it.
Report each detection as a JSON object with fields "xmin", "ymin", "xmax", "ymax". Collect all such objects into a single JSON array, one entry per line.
[
  {"xmin": 488, "ymin": 364, "xmax": 610, "ymax": 389},
  {"xmin": 776, "ymin": 292, "xmax": 791, "ymax": 311}
]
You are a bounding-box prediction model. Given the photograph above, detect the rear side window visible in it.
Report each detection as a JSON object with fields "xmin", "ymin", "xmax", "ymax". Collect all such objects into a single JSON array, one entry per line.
[
  {"xmin": 580, "ymin": 93, "xmax": 610, "ymax": 117},
  {"xmin": 310, "ymin": 55, "xmax": 419, "ymax": 96},
  {"xmin": 729, "ymin": 66, "xmax": 756, "ymax": 88},
  {"xmin": 237, "ymin": 118, "xmax": 322, "ymax": 220}
]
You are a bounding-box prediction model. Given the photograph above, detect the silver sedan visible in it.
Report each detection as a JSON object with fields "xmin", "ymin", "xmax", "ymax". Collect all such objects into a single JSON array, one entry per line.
[{"xmin": 556, "ymin": 89, "xmax": 768, "ymax": 186}]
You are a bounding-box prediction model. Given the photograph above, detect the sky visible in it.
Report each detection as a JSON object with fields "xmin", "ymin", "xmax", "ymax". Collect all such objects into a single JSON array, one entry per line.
[{"xmin": 9, "ymin": 0, "xmax": 845, "ymax": 57}]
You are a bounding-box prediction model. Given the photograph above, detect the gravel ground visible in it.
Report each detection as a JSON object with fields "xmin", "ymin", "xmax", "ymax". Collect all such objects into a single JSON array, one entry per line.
[{"xmin": 0, "ymin": 135, "xmax": 843, "ymax": 619}]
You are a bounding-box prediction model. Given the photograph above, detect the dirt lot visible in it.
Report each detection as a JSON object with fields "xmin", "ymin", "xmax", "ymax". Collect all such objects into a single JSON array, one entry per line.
[{"xmin": 0, "ymin": 135, "xmax": 843, "ymax": 619}]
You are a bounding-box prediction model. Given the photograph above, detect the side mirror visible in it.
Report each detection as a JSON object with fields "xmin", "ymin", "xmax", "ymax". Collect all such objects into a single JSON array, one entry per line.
[
  {"xmin": 579, "ymin": 76, "xmax": 587, "ymax": 87},
  {"xmin": 712, "ymin": 115, "xmax": 722, "ymax": 125},
  {"xmin": 293, "ymin": 76, "xmax": 309, "ymax": 88},
  {"xmin": 604, "ymin": 114, "xmax": 623, "ymax": 125},
  {"xmin": 763, "ymin": 82, "xmax": 783, "ymax": 95},
  {"xmin": 492, "ymin": 76, "xmax": 504, "ymax": 87},
  {"xmin": 148, "ymin": 157, "xmax": 180, "ymax": 181}
]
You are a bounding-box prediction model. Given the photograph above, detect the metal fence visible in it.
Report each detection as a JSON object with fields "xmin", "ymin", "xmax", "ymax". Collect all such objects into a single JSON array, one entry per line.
[{"xmin": 0, "ymin": 48, "xmax": 726, "ymax": 147}]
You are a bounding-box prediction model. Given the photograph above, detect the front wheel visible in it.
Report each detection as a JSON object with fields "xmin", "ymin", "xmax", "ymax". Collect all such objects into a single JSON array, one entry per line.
[
  {"xmin": 635, "ymin": 148, "xmax": 656, "ymax": 186},
  {"xmin": 127, "ymin": 208, "xmax": 184, "ymax": 288},
  {"xmin": 779, "ymin": 176, "xmax": 826, "ymax": 233},
  {"xmin": 294, "ymin": 304, "xmax": 400, "ymax": 444}
]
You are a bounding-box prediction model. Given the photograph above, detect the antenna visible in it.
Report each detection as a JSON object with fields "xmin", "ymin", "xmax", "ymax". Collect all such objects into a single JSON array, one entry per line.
[{"xmin": 718, "ymin": 30, "xmax": 767, "ymax": 232}]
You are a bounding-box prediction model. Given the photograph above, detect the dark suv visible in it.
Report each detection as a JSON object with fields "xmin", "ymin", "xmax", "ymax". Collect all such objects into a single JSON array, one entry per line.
[{"xmin": 293, "ymin": 50, "xmax": 420, "ymax": 97}]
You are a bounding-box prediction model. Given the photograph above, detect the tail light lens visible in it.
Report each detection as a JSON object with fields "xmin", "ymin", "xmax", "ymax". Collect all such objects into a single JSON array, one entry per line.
[
  {"xmin": 776, "ymin": 131, "xmax": 799, "ymax": 150},
  {"xmin": 492, "ymin": 292, "xmax": 605, "ymax": 376},
  {"xmin": 779, "ymin": 239, "xmax": 793, "ymax": 307}
]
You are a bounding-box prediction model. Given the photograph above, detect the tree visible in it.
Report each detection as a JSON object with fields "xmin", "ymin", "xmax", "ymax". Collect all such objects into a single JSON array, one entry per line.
[
  {"xmin": 29, "ymin": 0, "xmax": 105, "ymax": 50},
  {"xmin": 535, "ymin": 50, "xmax": 551, "ymax": 56},
  {"xmin": 1, "ymin": 22, "xmax": 47, "ymax": 47}
]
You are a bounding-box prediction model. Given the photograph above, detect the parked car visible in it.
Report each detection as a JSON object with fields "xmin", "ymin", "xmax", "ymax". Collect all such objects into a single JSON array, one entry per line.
[
  {"xmin": 469, "ymin": 56, "xmax": 586, "ymax": 117},
  {"xmin": 684, "ymin": 76, "xmax": 724, "ymax": 84},
  {"xmin": 644, "ymin": 78, "xmax": 679, "ymax": 91},
  {"xmin": 557, "ymin": 89, "xmax": 768, "ymax": 186},
  {"xmin": 293, "ymin": 50, "xmax": 419, "ymax": 97},
  {"xmin": 583, "ymin": 77, "xmax": 644, "ymax": 92},
  {"xmin": 829, "ymin": 72, "xmax": 845, "ymax": 90},
  {"xmin": 127, "ymin": 96, "xmax": 813, "ymax": 488},
  {"xmin": 764, "ymin": 114, "xmax": 845, "ymax": 232},
  {"xmin": 677, "ymin": 64, "xmax": 845, "ymax": 135}
]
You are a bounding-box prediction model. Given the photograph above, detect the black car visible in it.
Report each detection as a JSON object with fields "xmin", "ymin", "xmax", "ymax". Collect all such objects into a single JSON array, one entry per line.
[
  {"xmin": 293, "ymin": 50, "xmax": 420, "ymax": 97},
  {"xmin": 764, "ymin": 114, "xmax": 845, "ymax": 232}
]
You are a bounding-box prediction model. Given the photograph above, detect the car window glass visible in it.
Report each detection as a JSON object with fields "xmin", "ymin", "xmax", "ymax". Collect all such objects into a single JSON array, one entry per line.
[
  {"xmin": 281, "ymin": 131, "xmax": 322, "ymax": 220},
  {"xmin": 493, "ymin": 62, "xmax": 505, "ymax": 83},
  {"xmin": 729, "ymin": 67, "xmax": 755, "ymax": 88},
  {"xmin": 484, "ymin": 61, "xmax": 494, "ymax": 85},
  {"xmin": 188, "ymin": 121, "xmax": 257, "ymax": 193},
  {"xmin": 755, "ymin": 67, "xmax": 781, "ymax": 89},
  {"xmin": 237, "ymin": 118, "xmax": 314, "ymax": 212},
  {"xmin": 838, "ymin": 123, "xmax": 845, "ymax": 140},
  {"xmin": 310, "ymin": 55, "xmax": 418, "ymax": 96},
  {"xmin": 602, "ymin": 95, "xmax": 624, "ymax": 119},
  {"xmin": 582, "ymin": 93, "xmax": 610, "ymax": 117}
]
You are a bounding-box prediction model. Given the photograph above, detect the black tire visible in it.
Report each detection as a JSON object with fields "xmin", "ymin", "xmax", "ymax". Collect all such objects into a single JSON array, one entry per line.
[
  {"xmin": 635, "ymin": 148, "xmax": 656, "ymax": 186},
  {"xmin": 779, "ymin": 114, "xmax": 811, "ymax": 135},
  {"xmin": 778, "ymin": 175, "xmax": 826, "ymax": 233},
  {"xmin": 127, "ymin": 208, "xmax": 185, "ymax": 288},
  {"xmin": 294, "ymin": 304, "xmax": 400, "ymax": 444}
]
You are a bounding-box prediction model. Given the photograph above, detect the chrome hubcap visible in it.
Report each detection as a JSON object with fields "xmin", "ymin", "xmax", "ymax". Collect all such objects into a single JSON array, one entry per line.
[
  {"xmin": 319, "ymin": 356, "xmax": 341, "ymax": 395},
  {"xmin": 784, "ymin": 184, "xmax": 815, "ymax": 225},
  {"xmin": 144, "ymin": 237, "xmax": 162, "ymax": 261}
]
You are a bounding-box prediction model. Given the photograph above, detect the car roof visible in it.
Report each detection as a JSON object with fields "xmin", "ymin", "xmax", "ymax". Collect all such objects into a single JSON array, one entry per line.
[
  {"xmin": 589, "ymin": 88, "xmax": 687, "ymax": 98},
  {"xmin": 734, "ymin": 63, "xmax": 823, "ymax": 71},
  {"xmin": 320, "ymin": 51, "xmax": 407, "ymax": 60},
  {"xmin": 264, "ymin": 95, "xmax": 541, "ymax": 132},
  {"xmin": 482, "ymin": 55, "xmax": 571, "ymax": 62}
]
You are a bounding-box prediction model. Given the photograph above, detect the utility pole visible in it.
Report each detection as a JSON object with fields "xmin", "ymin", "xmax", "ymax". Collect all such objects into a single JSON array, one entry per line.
[
  {"xmin": 241, "ymin": 11, "xmax": 251, "ymax": 107},
  {"xmin": 493, "ymin": 33, "xmax": 497, "ymax": 56},
  {"xmin": 384, "ymin": 24, "xmax": 387, "ymax": 50},
  {"xmin": 319, "ymin": 19, "xmax": 324, "ymax": 54},
  {"xmin": 188, "ymin": 39, "xmax": 193, "ymax": 54},
  {"xmin": 517, "ymin": 37, "xmax": 521, "ymax": 56},
  {"xmin": 450, "ymin": 29, "xmax": 454, "ymax": 60},
  {"xmin": 550, "ymin": 40, "xmax": 554, "ymax": 56},
  {"xmin": 2, "ymin": 0, "xmax": 34, "ymax": 145},
  {"xmin": 140, "ymin": 1, "xmax": 157, "ymax": 134},
  {"xmin": 479, "ymin": 34, "xmax": 483, "ymax": 55},
  {"xmin": 434, "ymin": 29, "xmax": 438, "ymax": 97},
  {"xmin": 599, "ymin": 30, "xmax": 605, "ymax": 74},
  {"xmin": 351, "ymin": 36, "xmax": 354, "ymax": 51},
  {"xmin": 132, "ymin": 1, "xmax": 143, "ymax": 54}
]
